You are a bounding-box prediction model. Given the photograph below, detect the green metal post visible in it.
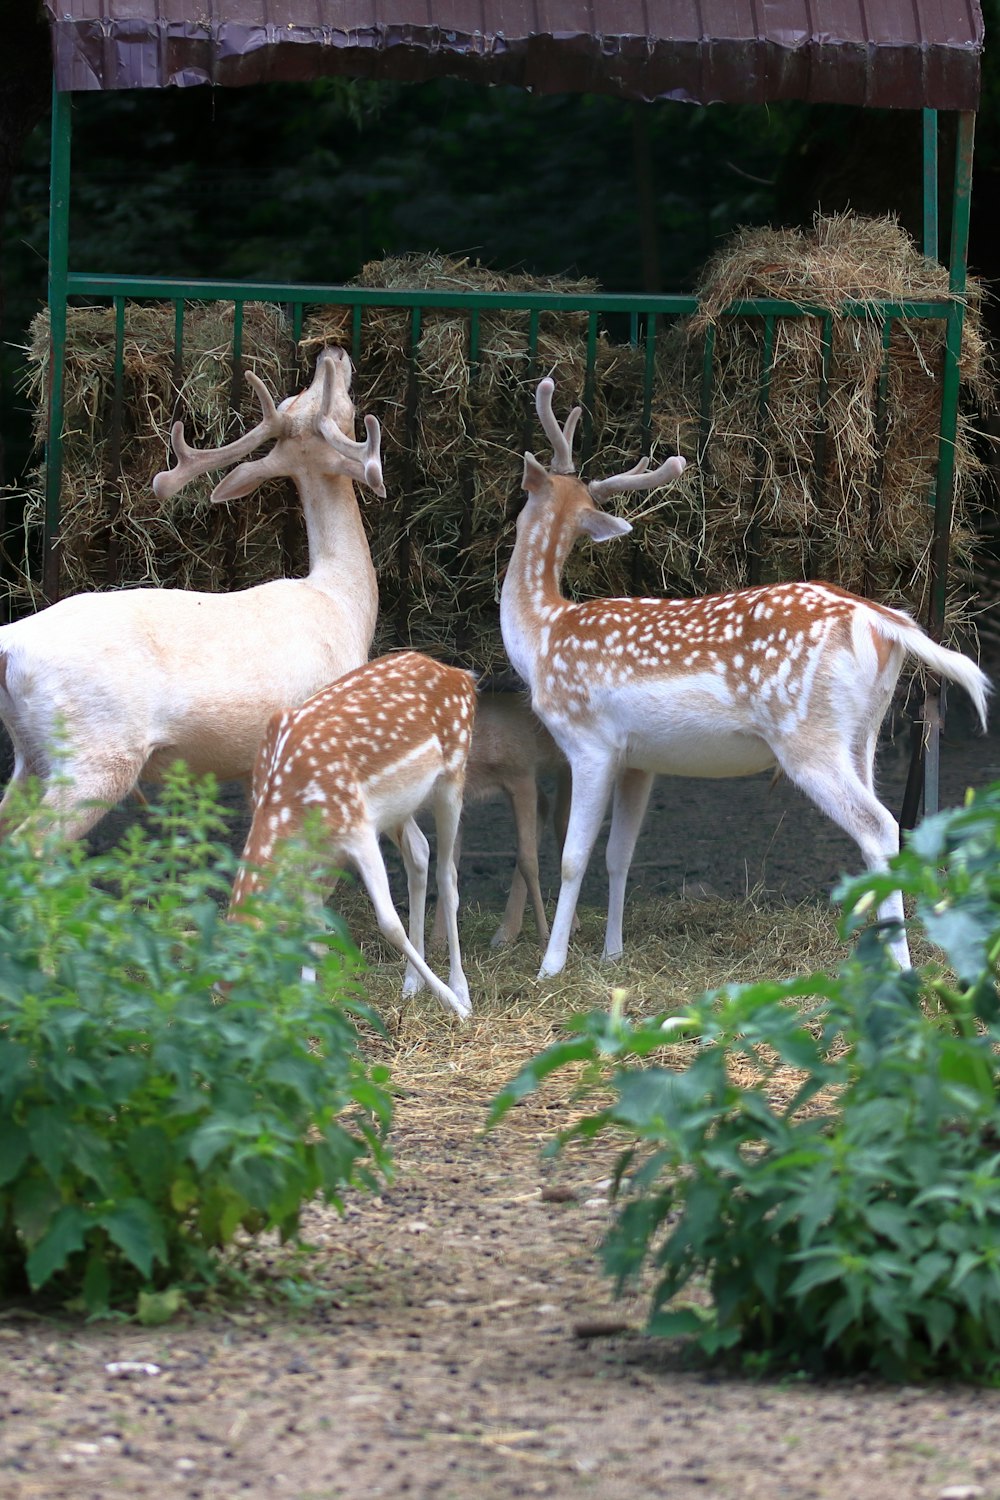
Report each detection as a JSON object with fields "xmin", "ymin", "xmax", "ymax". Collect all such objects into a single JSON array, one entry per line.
[
  {"xmin": 44, "ymin": 82, "xmax": 72, "ymax": 603},
  {"xmin": 901, "ymin": 110, "xmax": 975, "ymax": 830},
  {"xmin": 922, "ymin": 109, "xmax": 939, "ymax": 261},
  {"xmin": 926, "ymin": 111, "xmax": 976, "ymax": 819}
]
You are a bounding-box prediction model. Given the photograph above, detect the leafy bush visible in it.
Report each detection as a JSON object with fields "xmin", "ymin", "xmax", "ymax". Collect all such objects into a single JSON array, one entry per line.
[
  {"xmin": 490, "ymin": 784, "xmax": 1000, "ymax": 1380},
  {"xmin": 0, "ymin": 769, "xmax": 392, "ymax": 1317}
]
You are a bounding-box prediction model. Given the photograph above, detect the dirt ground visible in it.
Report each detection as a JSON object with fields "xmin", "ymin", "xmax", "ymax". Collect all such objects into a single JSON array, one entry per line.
[{"xmin": 2, "ymin": 701, "xmax": 1000, "ymax": 1499}]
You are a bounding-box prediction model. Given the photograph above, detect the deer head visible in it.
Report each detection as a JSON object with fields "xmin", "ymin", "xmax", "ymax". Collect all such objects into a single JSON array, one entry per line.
[{"xmin": 153, "ymin": 346, "xmax": 386, "ymax": 502}]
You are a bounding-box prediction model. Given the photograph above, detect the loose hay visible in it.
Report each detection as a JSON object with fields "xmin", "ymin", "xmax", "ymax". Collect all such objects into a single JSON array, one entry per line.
[
  {"xmin": 10, "ymin": 223, "xmax": 991, "ymax": 667},
  {"xmin": 11, "ymin": 301, "xmax": 297, "ymax": 605},
  {"xmin": 299, "ymin": 253, "xmax": 646, "ymax": 673}
]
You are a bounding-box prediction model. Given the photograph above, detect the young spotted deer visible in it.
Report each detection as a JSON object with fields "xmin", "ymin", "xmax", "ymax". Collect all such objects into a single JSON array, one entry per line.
[
  {"xmin": 229, "ymin": 651, "xmax": 477, "ymax": 1021},
  {"xmin": 0, "ymin": 347, "xmax": 381, "ymax": 840},
  {"xmin": 430, "ymin": 689, "xmax": 571, "ymax": 950},
  {"xmin": 500, "ymin": 376, "xmax": 990, "ymax": 977}
]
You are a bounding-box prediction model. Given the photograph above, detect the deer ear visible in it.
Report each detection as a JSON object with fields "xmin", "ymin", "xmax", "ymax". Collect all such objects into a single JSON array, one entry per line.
[
  {"xmin": 521, "ymin": 451, "xmax": 550, "ymax": 495},
  {"xmin": 579, "ymin": 508, "xmax": 632, "ymax": 543}
]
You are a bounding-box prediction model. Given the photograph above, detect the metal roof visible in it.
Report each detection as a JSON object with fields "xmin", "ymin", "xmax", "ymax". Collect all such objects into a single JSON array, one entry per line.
[{"xmin": 43, "ymin": 2, "xmax": 984, "ymax": 111}]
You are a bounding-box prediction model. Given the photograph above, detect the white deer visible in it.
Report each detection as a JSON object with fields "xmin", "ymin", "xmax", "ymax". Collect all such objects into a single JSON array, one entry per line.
[
  {"xmin": 430, "ymin": 688, "xmax": 571, "ymax": 950},
  {"xmin": 500, "ymin": 376, "xmax": 991, "ymax": 976},
  {"xmin": 0, "ymin": 347, "xmax": 382, "ymax": 840},
  {"xmin": 229, "ymin": 650, "xmax": 477, "ymax": 1021}
]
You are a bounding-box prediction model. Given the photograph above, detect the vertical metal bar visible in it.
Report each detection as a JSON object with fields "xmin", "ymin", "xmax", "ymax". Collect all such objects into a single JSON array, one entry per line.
[
  {"xmin": 698, "ymin": 323, "xmax": 715, "ymax": 468},
  {"xmin": 43, "ymin": 83, "xmax": 72, "ymax": 604},
  {"xmin": 924, "ymin": 111, "xmax": 975, "ymax": 822},
  {"xmin": 456, "ymin": 309, "xmax": 481, "ymax": 656},
  {"xmin": 229, "ymin": 300, "xmax": 245, "ymax": 411},
  {"xmin": 291, "ymin": 301, "xmax": 304, "ymax": 346},
  {"xmin": 747, "ymin": 316, "xmax": 775, "ymax": 586},
  {"xmin": 395, "ymin": 305, "xmax": 422, "ymax": 647},
  {"xmin": 806, "ymin": 314, "xmax": 833, "ymax": 580},
  {"xmin": 105, "ymin": 296, "xmax": 126, "ymax": 586},
  {"xmin": 863, "ymin": 315, "xmax": 893, "ymax": 600},
  {"xmin": 581, "ymin": 310, "xmax": 599, "ymax": 466},
  {"xmin": 922, "ymin": 109, "xmax": 939, "ymax": 262},
  {"xmin": 351, "ymin": 302, "xmax": 362, "ymax": 359},
  {"xmin": 520, "ymin": 308, "xmax": 542, "ymax": 458},
  {"xmin": 641, "ymin": 312, "xmax": 657, "ymax": 451},
  {"xmin": 172, "ymin": 300, "xmax": 185, "ymax": 390}
]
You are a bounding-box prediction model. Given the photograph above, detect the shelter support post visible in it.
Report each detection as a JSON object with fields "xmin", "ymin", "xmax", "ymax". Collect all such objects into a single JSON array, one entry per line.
[
  {"xmin": 43, "ymin": 82, "xmax": 71, "ymax": 604},
  {"xmin": 900, "ymin": 108, "xmax": 976, "ymax": 832}
]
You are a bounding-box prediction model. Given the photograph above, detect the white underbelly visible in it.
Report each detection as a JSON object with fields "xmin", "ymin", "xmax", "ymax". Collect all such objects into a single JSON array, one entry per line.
[
  {"xmin": 626, "ymin": 725, "xmax": 775, "ymax": 778},
  {"xmin": 574, "ymin": 675, "xmax": 778, "ymax": 779}
]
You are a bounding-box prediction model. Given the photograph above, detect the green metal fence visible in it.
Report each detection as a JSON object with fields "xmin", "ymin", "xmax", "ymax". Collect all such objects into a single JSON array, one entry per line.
[{"xmin": 36, "ymin": 92, "xmax": 978, "ymax": 822}]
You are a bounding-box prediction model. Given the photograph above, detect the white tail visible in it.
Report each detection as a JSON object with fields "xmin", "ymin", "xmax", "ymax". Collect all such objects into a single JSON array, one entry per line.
[
  {"xmin": 500, "ymin": 377, "xmax": 991, "ymax": 977},
  {"xmin": 0, "ymin": 348, "xmax": 381, "ymax": 840},
  {"xmin": 430, "ymin": 689, "xmax": 571, "ymax": 950},
  {"xmin": 230, "ymin": 651, "xmax": 478, "ymax": 1022}
]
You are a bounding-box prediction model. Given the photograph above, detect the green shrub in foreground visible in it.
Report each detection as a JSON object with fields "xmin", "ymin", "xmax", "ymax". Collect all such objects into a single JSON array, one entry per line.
[
  {"xmin": 0, "ymin": 769, "xmax": 392, "ymax": 1316},
  {"xmin": 490, "ymin": 783, "xmax": 1000, "ymax": 1381}
]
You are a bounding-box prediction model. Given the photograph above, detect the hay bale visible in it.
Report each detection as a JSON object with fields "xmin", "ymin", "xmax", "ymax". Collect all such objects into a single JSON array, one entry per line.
[
  {"xmin": 12, "ymin": 228, "xmax": 990, "ymax": 669},
  {"xmin": 650, "ymin": 212, "xmax": 992, "ymax": 638},
  {"xmin": 300, "ymin": 254, "xmax": 615, "ymax": 674},
  {"xmin": 12, "ymin": 301, "xmax": 296, "ymax": 605}
]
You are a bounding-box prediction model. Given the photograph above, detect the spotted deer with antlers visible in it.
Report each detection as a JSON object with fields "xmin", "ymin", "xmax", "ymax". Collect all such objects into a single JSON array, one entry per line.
[
  {"xmin": 230, "ymin": 651, "xmax": 477, "ymax": 1021},
  {"xmin": 500, "ymin": 376, "xmax": 990, "ymax": 976},
  {"xmin": 0, "ymin": 347, "xmax": 382, "ymax": 839}
]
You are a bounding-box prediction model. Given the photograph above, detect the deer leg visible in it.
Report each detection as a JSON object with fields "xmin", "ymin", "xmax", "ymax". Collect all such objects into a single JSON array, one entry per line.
[
  {"xmin": 352, "ymin": 826, "xmax": 470, "ymax": 1021},
  {"xmin": 429, "ymin": 822, "xmax": 462, "ymax": 951},
  {"xmin": 0, "ymin": 742, "xmax": 40, "ymax": 837},
  {"xmin": 396, "ymin": 817, "xmax": 431, "ymax": 998},
  {"xmin": 28, "ymin": 754, "xmax": 145, "ymax": 842},
  {"xmin": 550, "ymin": 764, "xmax": 581, "ymax": 938},
  {"xmin": 603, "ymin": 768, "xmax": 655, "ymax": 960},
  {"xmin": 431, "ymin": 779, "xmax": 472, "ymax": 1012},
  {"xmin": 779, "ymin": 750, "xmax": 909, "ymax": 968},
  {"xmin": 493, "ymin": 777, "xmax": 548, "ymax": 948},
  {"xmin": 539, "ymin": 753, "xmax": 617, "ymax": 980}
]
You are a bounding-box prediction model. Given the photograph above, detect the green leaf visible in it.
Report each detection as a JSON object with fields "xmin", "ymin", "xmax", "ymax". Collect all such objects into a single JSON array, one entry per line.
[
  {"xmin": 646, "ymin": 1305, "xmax": 710, "ymax": 1338},
  {"xmin": 787, "ymin": 1253, "xmax": 847, "ymax": 1298},
  {"xmin": 25, "ymin": 1107, "xmax": 74, "ymax": 1182},
  {"xmin": 920, "ymin": 899, "xmax": 996, "ymax": 982},
  {"xmin": 923, "ymin": 1298, "xmax": 956, "ymax": 1351},
  {"xmin": 97, "ymin": 1200, "xmax": 167, "ymax": 1279},
  {"xmin": 864, "ymin": 1203, "xmax": 917, "ymax": 1252},
  {"xmin": 137, "ymin": 1287, "xmax": 185, "ymax": 1325},
  {"xmin": 911, "ymin": 1250, "xmax": 952, "ymax": 1297},
  {"xmin": 25, "ymin": 1204, "xmax": 86, "ymax": 1290},
  {"xmin": 487, "ymin": 1034, "xmax": 599, "ymax": 1125},
  {"xmin": 0, "ymin": 1125, "xmax": 31, "ymax": 1188},
  {"xmin": 13, "ymin": 1176, "xmax": 62, "ymax": 1245},
  {"xmin": 82, "ymin": 1248, "xmax": 111, "ymax": 1315}
]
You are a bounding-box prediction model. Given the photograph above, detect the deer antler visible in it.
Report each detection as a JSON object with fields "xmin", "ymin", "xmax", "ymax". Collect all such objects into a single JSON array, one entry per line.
[
  {"xmin": 535, "ymin": 377, "xmax": 581, "ymax": 475},
  {"xmin": 588, "ymin": 454, "xmax": 687, "ymax": 503},
  {"xmin": 317, "ymin": 411, "xmax": 387, "ymax": 499},
  {"xmin": 152, "ymin": 371, "xmax": 285, "ymax": 500}
]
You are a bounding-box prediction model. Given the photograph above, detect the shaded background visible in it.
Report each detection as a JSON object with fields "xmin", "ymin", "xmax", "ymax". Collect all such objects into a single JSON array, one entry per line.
[{"xmin": 0, "ymin": 5, "xmax": 998, "ymax": 922}]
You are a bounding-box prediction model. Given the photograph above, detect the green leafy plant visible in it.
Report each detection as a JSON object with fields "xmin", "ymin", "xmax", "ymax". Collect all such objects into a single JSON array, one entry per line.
[
  {"xmin": 0, "ymin": 767, "xmax": 393, "ymax": 1316},
  {"xmin": 490, "ymin": 784, "xmax": 1000, "ymax": 1381}
]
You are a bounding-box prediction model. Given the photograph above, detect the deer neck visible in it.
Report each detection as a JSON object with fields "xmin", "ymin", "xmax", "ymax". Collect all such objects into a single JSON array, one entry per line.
[
  {"xmin": 297, "ymin": 471, "xmax": 378, "ymax": 631},
  {"xmin": 500, "ymin": 504, "xmax": 576, "ymax": 687}
]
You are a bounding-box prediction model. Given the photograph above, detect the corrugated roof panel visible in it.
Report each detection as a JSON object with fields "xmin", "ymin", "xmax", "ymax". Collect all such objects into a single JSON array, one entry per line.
[{"xmin": 41, "ymin": 0, "xmax": 984, "ymax": 109}]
